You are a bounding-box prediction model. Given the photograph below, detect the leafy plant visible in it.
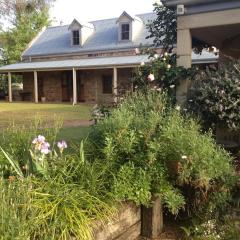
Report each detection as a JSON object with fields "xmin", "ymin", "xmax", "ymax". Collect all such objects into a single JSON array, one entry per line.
[
  {"xmin": 89, "ymin": 90, "xmax": 236, "ymax": 217},
  {"xmin": 187, "ymin": 60, "xmax": 240, "ymax": 130}
]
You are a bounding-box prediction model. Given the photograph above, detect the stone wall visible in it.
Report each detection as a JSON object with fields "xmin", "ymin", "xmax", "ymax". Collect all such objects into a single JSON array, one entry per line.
[
  {"xmin": 22, "ymin": 68, "xmax": 133, "ymax": 103},
  {"xmin": 40, "ymin": 72, "xmax": 62, "ymax": 102}
]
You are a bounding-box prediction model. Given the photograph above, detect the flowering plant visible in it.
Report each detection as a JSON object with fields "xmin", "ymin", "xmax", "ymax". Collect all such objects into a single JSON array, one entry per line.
[
  {"xmin": 187, "ymin": 60, "xmax": 240, "ymax": 130},
  {"xmin": 29, "ymin": 135, "xmax": 68, "ymax": 177},
  {"xmin": 133, "ymin": 50, "xmax": 194, "ymax": 103}
]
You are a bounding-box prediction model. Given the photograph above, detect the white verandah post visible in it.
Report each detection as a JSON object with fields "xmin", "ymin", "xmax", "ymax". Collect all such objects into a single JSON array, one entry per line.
[
  {"xmin": 72, "ymin": 68, "xmax": 77, "ymax": 105},
  {"xmin": 8, "ymin": 72, "xmax": 12, "ymax": 102},
  {"xmin": 34, "ymin": 71, "xmax": 38, "ymax": 103},
  {"xmin": 113, "ymin": 67, "xmax": 118, "ymax": 103}
]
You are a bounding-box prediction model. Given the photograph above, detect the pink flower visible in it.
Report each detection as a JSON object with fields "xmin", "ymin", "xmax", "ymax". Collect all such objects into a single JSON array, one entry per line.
[
  {"xmin": 57, "ymin": 140, "xmax": 67, "ymax": 153},
  {"xmin": 37, "ymin": 135, "xmax": 45, "ymax": 143},
  {"xmin": 40, "ymin": 142, "xmax": 51, "ymax": 155},
  {"xmin": 148, "ymin": 74, "xmax": 155, "ymax": 82},
  {"xmin": 32, "ymin": 135, "xmax": 51, "ymax": 154}
]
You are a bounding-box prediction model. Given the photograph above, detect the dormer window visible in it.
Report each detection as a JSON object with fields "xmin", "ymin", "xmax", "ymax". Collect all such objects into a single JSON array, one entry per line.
[
  {"xmin": 69, "ymin": 19, "xmax": 94, "ymax": 47},
  {"xmin": 72, "ymin": 30, "xmax": 80, "ymax": 45},
  {"xmin": 121, "ymin": 23, "xmax": 130, "ymax": 40},
  {"xmin": 116, "ymin": 11, "xmax": 143, "ymax": 42}
]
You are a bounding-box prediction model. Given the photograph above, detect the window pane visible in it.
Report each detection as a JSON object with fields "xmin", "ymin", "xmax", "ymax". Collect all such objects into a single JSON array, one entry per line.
[
  {"xmin": 102, "ymin": 75, "xmax": 112, "ymax": 94},
  {"xmin": 121, "ymin": 24, "xmax": 130, "ymax": 40},
  {"xmin": 122, "ymin": 24, "xmax": 129, "ymax": 32},
  {"xmin": 122, "ymin": 32, "xmax": 129, "ymax": 40},
  {"xmin": 72, "ymin": 30, "xmax": 80, "ymax": 45}
]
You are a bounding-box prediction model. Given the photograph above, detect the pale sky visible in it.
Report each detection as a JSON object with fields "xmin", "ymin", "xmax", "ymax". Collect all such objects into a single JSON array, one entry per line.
[{"xmin": 50, "ymin": 0, "xmax": 157, "ymax": 26}]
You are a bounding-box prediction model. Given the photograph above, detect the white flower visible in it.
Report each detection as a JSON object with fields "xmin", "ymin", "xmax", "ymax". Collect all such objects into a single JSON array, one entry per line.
[
  {"xmin": 37, "ymin": 135, "xmax": 45, "ymax": 143},
  {"xmin": 163, "ymin": 57, "xmax": 166, "ymax": 61},
  {"xmin": 154, "ymin": 54, "xmax": 159, "ymax": 59},
  {"xmin": 181, "ymin": 155, "xmax": 187, "ymax": 159},
  {"xmin": 147, "ymin": 74, "xmax": 155, "ymax": 82},
  {"xmin": 135, "ymin": 48, "xmax": 140, "ymax": 55},
  {"xmin": 164, "ymin": 52, "xmax": 168, "ymax": 57},
  {"xmin": 167, "ymin": 64, "xmax": 171, "ymax": 69},
  {"xmin": 57, "ymin": 140, "xmax": 67, "ymax": 150},
  {"xmin": 40, "ymin": 148, "xmax": 51, "ymax": 155},
  {"xmin": 170, "ymin": 85, "xmax": 175, "ymax": 89},
  {"xmin": 156, "ymin": 88, "xmax": 162, "ymax": 92},
  {"xmin": 140, "ymin": 61, "xmax": 145, "ymax": 66},
  {"xmin": 175, "ymin": 105, "xmax": 181, "ymax": 111}
]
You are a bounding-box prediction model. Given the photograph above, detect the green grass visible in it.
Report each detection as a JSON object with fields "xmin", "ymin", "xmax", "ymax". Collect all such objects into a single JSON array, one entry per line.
[
  {"xmin": 58, "ymin": 126, "xmax": 90, "ymax": 142},
  {"xmin": 0, "ymin": 102, "xmax": 93, "ymax": 141}
]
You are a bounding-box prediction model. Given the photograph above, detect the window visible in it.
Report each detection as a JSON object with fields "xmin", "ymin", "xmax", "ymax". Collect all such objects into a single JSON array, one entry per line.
[
  {"xmin": 72, "ymin": 30, "xmax": 80, "ymax": 45},
  {"xmin": 121, "ymin": 23, "xmax": 130, "ymax": 40},
  {"xmin": 102, "ymin": 75, "xmax": 112, "ymax": 94}
]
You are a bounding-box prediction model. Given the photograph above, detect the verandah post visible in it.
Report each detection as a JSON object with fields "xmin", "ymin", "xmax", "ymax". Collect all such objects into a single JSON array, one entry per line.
[
  {"xmin": 113, "ymin": 67, "xmax": 118, "ymax": 103},
  {"xmin": 8, "ymin": 72, "xmax": 12, "ymax": 102},
  {"xmin": 34, "ymin": 71, "xmax": 38, "ymax": 103},
  {"xmin": 72, "ymin": 68, "xmax": 77, "ymax": 105}
]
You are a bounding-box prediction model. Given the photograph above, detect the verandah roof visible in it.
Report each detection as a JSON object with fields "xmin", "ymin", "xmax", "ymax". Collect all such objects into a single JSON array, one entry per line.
[
  {"xmin": 0, "ymin": 55, "xmax": 150, "ymax": 73},
  {"xmin": 0, "ymin": 52, "xmax": 218, "ymax": 73}
]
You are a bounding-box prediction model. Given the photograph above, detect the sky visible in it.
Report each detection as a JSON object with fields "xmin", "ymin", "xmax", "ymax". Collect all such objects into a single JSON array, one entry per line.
[{"xmin": 50, "ymin": 0, "xmax": 157, "ymax": 26}]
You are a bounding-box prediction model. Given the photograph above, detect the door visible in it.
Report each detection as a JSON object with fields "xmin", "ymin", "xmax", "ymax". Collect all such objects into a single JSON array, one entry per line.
[
  {"xmin": 62, "ymin": 71, "xmax": 73, "ymax": 102},
  {"xmin": 77, "ymin": 72, "xmax": 85, "ymax": 102}
]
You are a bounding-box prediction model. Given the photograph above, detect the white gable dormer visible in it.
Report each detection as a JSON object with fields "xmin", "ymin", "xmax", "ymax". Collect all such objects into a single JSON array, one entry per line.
[
  {"xmin": 116, "ymin": 11, "xmax": 143, "ymax": 42},
  {"xmin": 68, "ymin": 19, "xmax": 94, "ymax": 47}
]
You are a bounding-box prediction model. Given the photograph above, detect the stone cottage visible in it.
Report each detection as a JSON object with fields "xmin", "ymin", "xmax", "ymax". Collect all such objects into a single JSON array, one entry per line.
[{"xmin": 0, "ymin": 11, "xmax": 216, "ymax": 104}]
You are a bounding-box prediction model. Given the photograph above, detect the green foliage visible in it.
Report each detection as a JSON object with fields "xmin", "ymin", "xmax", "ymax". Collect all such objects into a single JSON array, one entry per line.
[
  {"xmin": 133, "ymin": 52, "xmax": 194, "ymax": 103},
  {"xmin": 113, "ymin": 163, "xmax": 152, "ymax": 205},
  {"xmin": 0, "ymin": 0, "xmax": 53, "ymax": 64},
  {"xmin": 147, "ymin": 2, "xmax": 210, "ymax": 53},
  {"xmin": 89, "ymin": 90, "xmax": 236, "ymax": 217},
  {"xmin": 187, "ymin": 60, "xmax": 240, "ymax": 130},
  {"xmin": 0, "ymin": 118, "xmax": 61, "ymax": 179},
  {"xmin": 0, "ymin": 119, "xmax": 116, "ymax": 239},
  {"xmin": 182, "ymin": 215, "xmax": 240, "ymax": 240},
  {"xmin": 147, "ymin": 3, "xmax": 177, "ymax": 52}
]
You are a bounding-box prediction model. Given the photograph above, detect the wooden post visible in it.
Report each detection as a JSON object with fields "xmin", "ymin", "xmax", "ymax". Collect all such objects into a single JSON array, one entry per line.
[
  {"xmin": 8, "ymin": 72, "xmax": 12, "ymax": 102},
  {"xmin": 176, "ymin": 26, "xmax": 192, "ymax": 105},
  {"xmin": 141, "ymin": 197, "xmax": 163, "ymax": 239},
  {"xmin": 113, "ymin": 67, "xmax": 118, "ymax": 103},
  {"xmin": 34, "ymin": 71, "xmax": 38, "ymax": 103},
  {"xmin": 72, "ymin": 68, "xmax": 77, "ymax": 105}
]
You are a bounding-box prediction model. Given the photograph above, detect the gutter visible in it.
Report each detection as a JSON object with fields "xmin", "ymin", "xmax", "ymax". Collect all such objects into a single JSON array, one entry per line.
[{"xmin": 162, "ymin": 0, "xmax": 229, "ymax": 7}]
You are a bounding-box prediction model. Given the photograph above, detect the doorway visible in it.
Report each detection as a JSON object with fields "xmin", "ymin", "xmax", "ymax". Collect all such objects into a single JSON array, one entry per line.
[
  {"xmin": 61, "ymin": 71, "xmax": 73, "ymax": 102},
  {"xmin": 77, "ymin": 71, "xmax": 85, "ymax": 102}
]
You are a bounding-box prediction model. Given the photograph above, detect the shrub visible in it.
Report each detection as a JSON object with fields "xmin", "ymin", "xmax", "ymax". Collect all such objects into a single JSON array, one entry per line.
[
  {"xmin": 89, "ymin": 90, "xmax": 236, "ymax": 217},
  {"xmin": 187, "ymin": 60, "xmax": 240, "ymax": 130}
]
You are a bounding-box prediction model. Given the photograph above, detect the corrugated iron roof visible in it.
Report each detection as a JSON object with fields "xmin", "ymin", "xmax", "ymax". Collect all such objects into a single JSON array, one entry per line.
[
  {"xmin": 0, "ymin": 52, "xmax": 218, "ymax": 73},
  {"xmin": 0, "ymin": 55, "xmax": 150, "ymax": 72},
  {"xmin": 22, "ymin": 13, "xmax": 155, "ymax": 58}
]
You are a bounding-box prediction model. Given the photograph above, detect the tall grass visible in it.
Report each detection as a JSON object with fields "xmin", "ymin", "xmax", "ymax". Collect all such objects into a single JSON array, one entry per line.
[{"xmin": 0, "ymin": 118, "xmax": 116, "ymax": 240}]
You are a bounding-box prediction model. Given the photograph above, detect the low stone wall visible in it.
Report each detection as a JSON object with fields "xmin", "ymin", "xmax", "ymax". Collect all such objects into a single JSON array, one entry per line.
[{"xmin": 94, "ymin": 203, "xmax": 141, "ymax": 240}]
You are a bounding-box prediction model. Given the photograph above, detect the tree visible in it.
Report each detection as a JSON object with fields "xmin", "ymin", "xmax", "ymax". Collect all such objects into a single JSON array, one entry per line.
[
  {"xmin": 147, "ymin": 3, "xmax": 210, "ymax": 54},
  {"xmin": 0, "ymin": 0, "xmax": 55, "ymax": 64}
]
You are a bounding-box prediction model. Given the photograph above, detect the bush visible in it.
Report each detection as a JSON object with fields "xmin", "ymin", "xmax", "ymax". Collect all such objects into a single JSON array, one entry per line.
[
  {"xmin": 89, "ymin": 90, "xmax": 236, "ymax": 217},
  {"xmin": 187, "ymin": 60, "xmax": 240, "ymax": 130}
]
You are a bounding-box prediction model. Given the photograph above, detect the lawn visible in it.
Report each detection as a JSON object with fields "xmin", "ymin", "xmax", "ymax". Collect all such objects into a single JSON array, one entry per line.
[{"xmin": 0, "ymin": 102, "xmax": 93, "ymax": 141}]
